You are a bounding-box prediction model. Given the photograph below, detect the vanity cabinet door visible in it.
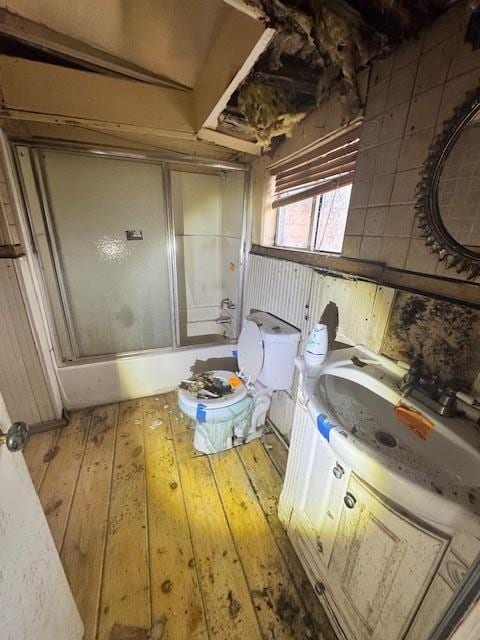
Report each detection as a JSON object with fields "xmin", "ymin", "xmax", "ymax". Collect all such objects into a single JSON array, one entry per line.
[
  {"xmin": 279, "ymin": 400, "xmax": 349, "ymax": 568},
  {"xmin": 406, "ymin": 532, "xmax": 480, "ymax": 640},
  {"xmin": 328, "ymin": 475, "xmax": 448, "ymax": 640}
]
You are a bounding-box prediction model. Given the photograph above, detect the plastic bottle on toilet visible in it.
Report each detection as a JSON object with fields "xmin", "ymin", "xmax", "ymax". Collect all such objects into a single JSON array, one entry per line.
[{"xmin": 304, "ymin": 323, "xmax": 328, "ymax": 377}]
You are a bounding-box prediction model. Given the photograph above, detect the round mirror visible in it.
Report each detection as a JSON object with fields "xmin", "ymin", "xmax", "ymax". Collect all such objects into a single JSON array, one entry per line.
[
  {"xmin": 416, "ymin": 90, "xmax": 480, "ymax": 280},
  {"xmin": 438, "ymin": 114, "xmax": 480, "ymax": 253}
]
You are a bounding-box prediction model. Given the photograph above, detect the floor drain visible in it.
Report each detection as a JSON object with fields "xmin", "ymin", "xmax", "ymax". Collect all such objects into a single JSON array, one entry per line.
[{"xmin": 375, "ymin": 430, "xmax": 397, "ymax": 448}]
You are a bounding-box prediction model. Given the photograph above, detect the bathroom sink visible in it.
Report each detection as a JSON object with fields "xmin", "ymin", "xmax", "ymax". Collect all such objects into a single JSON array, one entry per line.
[{"xmin": 301, "ymin": 346, "xmax": 480, "ymax": 536}]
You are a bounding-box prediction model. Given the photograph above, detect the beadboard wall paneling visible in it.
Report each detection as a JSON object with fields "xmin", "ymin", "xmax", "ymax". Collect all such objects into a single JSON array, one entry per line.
[
  {"xmin": 244, "ymin": 254, "xmax": 313, "ymax": 331},
  {"xmin": 0, "ymin": 259, "xmax": 57, "ymax": 425}
]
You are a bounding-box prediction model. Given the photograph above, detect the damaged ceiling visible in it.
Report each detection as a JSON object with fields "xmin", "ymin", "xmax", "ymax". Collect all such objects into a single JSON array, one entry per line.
[{"xmin": 217, "ymin": 0, "xmax": 459, "ymax": 147}]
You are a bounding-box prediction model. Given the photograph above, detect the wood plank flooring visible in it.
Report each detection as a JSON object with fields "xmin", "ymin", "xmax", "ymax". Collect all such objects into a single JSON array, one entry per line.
[{"xmin": 23, "ymin": 393, "xmax": 335, "ymax": 640}]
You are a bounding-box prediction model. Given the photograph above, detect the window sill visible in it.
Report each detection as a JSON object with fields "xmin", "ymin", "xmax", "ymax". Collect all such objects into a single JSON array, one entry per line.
[{"xmin": 273, "ymin": 245, "xmax": 342, "ymax": 259}]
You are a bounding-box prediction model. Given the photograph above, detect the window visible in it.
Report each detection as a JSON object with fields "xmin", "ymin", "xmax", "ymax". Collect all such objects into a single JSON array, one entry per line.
[
  {"xmin": 276, "ymin": 183, "xmax": 352, "ymax": 252},
  {"xmin": 271, "ymin": 123, "xmax": 360, "ymax": 254}
]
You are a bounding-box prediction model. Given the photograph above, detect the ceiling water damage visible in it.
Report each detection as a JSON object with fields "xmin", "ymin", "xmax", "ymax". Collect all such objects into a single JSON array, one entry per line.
[{"xmin": 219, "ymin": 0, "xmax": 458, "ymax": 147}]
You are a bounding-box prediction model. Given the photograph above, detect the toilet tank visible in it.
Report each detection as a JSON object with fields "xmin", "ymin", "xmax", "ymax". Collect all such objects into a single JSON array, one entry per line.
[{"xmin": 249, "ymin": 311, "xmax": 300, "ymax": 390}]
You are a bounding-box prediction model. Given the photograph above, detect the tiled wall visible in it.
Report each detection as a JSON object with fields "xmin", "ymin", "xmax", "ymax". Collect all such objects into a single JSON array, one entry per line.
[{"xmin": 343, "ymin": 0, "xmax": 480, "ymax": 280}]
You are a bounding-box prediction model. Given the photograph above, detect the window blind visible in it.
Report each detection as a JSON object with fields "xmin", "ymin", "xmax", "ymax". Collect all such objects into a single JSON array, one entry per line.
[{"xmin": 271, "ymin": 123, "xmax": 361, "ymax": 209}]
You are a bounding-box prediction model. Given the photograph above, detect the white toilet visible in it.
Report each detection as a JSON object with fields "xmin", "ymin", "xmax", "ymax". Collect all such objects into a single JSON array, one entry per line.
[{"xmin": 177, "ymin": 311, "xmax": 300, "ymax": 454}]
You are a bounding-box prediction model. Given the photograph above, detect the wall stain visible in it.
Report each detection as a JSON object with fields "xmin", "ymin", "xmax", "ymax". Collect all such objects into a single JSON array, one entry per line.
[{"xmin": 382, "ymin": 292, "xmax": 480, "ymax": 391}]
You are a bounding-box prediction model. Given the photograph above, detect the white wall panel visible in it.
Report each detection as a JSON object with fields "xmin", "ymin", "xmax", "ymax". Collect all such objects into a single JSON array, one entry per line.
[
  {"xmin": 0, "ymin": 260, "xmax": 57, "ymax": 425},
  {"xmin": 307, "ymin": 272, "xmax": 395, "ymax": 351},
  {"xmin": 244, "ymin": 254, "xmax": 312, "ymax": 331},
  {"xmin": 269, "ymin": 389, "xmax": 296, "ymax": 440}
]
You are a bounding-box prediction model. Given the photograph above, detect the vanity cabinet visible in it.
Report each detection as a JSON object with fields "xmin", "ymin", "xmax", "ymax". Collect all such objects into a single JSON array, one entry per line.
[
  {"xmin": 327, "ymin": 475, "xmax": 448, "ymax": 640},
  {"xmin": 280, "ymin": 399, "xmax": 452, "ymax": 640}
]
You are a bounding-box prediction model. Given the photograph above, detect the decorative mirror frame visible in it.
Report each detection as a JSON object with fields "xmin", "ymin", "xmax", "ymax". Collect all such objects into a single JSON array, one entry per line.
[{"xmin": 416, "ymin": 88, "xmax": 480, "ymax": 281}]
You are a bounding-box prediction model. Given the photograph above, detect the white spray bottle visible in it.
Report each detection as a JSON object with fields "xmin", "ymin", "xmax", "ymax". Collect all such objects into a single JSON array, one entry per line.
[{"xmin": 304, "ymin": 323, "xmax": 328, "ymax": 377}]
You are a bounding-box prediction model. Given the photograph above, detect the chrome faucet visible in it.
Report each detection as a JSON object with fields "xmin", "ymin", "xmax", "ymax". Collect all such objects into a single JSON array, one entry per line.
[
  {"xmin": 216, "ymin": 315, "xmax": 232, "ymax": 324},
  {"xmin": 399, "ymin": 356, "xmax": 458, "ymax": 417},
  {"xmin": 399, "ymin": 357, "xmax": 423, "ymax": 397}
]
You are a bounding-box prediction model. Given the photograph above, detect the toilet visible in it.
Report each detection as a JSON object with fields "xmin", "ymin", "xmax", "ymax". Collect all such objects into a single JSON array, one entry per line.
[{"xmin": 177, "ymin": 311, "xmax": 300, "ymax": 454}]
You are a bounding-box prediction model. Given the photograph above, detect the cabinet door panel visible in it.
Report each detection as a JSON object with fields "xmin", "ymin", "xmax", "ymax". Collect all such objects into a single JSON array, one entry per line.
[
  {"xmin": 407, "ymin": 532, "xmax": 480, "ymax": 640},
  {"xmin": 329, "ymin": 476, "xmax": 448, "ymax": 640}
]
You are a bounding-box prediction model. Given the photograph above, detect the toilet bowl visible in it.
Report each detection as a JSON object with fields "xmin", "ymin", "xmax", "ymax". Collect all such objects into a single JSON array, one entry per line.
[{"xmin": 177, "ymin": 311, "xmax": 300, "ymax": 454}]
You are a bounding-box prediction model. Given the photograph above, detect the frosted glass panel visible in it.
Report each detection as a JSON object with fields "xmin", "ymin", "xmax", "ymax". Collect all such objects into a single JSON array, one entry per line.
[
  {"xmin": 171, "ymin": 169, "xmax": 245, "ymax": 345},
  {"xmin": 41, "ymin": 151, "xmax": 172, "ymax": 356}
]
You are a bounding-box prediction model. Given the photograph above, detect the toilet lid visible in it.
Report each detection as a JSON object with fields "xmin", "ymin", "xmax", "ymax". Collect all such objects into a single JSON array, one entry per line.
[{"xmin": 238, "ymin": 319, "xmax": 264, "ymax": 383}]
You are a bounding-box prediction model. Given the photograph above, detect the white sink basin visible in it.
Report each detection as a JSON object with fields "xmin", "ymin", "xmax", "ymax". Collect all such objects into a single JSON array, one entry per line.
[{"xmin": 301, "ymin": 346, "xmax": 480, "ymax": 536}]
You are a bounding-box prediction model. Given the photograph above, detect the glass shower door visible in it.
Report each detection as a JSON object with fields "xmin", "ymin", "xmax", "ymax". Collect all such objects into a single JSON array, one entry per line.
[
  {"xmin": 21, "ymin": 149, "xmax": 174, "ymax": 359},
  {"xmin": 170, "ymin": 168, "xmax": 245, "ymax": 346}
]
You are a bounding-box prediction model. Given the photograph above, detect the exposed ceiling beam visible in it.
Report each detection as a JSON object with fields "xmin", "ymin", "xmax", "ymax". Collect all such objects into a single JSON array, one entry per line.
[
  {"xmin": 222, "ymin": 0, "xmax": 265, "ymax": 20},
  {"xmin": 193, "ymin": 10, "xmax": 275, "ymax": 131},
  {"xmin": 0, "ymin": 56, "xmax": 195, "ymax": 140},
  {"xmin": 0, "ymin": 7, "xmax": 188, "ymax": 90},
  {"xmin": 197, "ymin": 128, "xmax": 261, "ymax": 155}
]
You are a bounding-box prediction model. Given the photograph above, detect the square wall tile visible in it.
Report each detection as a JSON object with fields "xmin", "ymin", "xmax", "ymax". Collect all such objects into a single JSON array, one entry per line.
[
  {"xmin": 414, "ymin": 38, "xmax": 455, "ymax": 95},
  {"xmin": 380, "ymin": 236, "xmax": 410, "ymax": 268},
  {"xmin": 368, "ymin": 173, "xmax": 395, "ymax": 207},
  {"xmin": 359, "ymin": 116, "xmax": 382, "ymax": 149},
  {"xmin": 384, "ymin": 204, "xmax": 416, "ymax": 236},
  {"xmin": 391, "ymin": 169, "xmax": 421, "ymax": 204},
  {"xmin": 371, "ymin": 55, "xmax": 394, "ymax": 85},
  {"xmin": 349, "ymin": 179, "xmax": 371, "ymax": 209},
  {"xmin": 374, "ymin": 139, "xmax": 402, "ymax": 176},
  {"xmin": 355, "ymin": 147, "xmax": 378, "ymax": 181},
  {"xmin": 345, "ymin": 208, "xmax": 366, "ymax": 235},
  {"xmin": 380, "ymin": 101, "xmax": 409, "ymax": 143},
  {"xmin": 364, "ymin": 206, "xmax": 388, "ymax": 236},
  {"xmin": 342, "ymin": 235, "xmax": 361, "ymax": 258},
  {"xmin": 359, "ymin": 236, "xmax": 382, "ymax": 261},
  {"xmin": 365, "ymin": 78, "xmax": 389, "ymax": 119},
  {"xmin": 386, "ymin": 63, "xmax": 417, "ymax": 108},
  {"xmin": 405, "ymin": 238, "xmax": 439, "ymax": 273},
  {"xmin": 394, "ymin": 35, "xmax": 424, "ymax": 71},
  {"xmin": 437, "ymin": 70, "xmax": 480, "ymax": 125},
  {"xmin": 397, "ymin": 127, "xmax": 435, "ymax": 172},
  {"xmin": 406, "ymin": 85, "xmax": 443, "ymax": 133}
]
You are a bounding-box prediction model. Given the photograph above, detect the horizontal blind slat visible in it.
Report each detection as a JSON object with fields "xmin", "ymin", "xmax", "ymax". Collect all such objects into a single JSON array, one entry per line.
[
  {"xmin": 272, "ymin": 173, "xmax": 355, "ymax": 209},
  {"xmin": 275, "ymin": 148, "xmax": 358, "ymax": 186},
  {"xmin": 275, "ymin": 142, "xmax": 359, "ymax": 182},
  {"xmin": 270, "ymin": 124, "xmax": 361, "ymax": 176},
  {"xmin": 275, "ymin": 160, "xmax": 357, "ymax": 193}
]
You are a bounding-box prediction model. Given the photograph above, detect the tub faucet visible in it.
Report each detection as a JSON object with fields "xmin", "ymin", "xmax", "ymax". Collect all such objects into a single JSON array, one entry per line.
[
  {"xmin": 216, "ymin": 315, "xmax": 232, "ymax": 324},
  {"xmin": 221, "ymin": 297, "xmax": 236, "ymax": 310}
]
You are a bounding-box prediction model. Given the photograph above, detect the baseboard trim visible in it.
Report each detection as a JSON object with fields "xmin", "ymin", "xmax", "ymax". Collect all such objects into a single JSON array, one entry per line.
[{"xmin": 29, "ymin": 409, "xmax": 70, "ymax": 434}]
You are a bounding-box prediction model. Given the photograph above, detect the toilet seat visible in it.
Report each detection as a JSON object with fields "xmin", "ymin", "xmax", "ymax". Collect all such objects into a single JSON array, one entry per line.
[{"xmin": 177, "ymin": 370, "xmax": 248, "ymax": 411}]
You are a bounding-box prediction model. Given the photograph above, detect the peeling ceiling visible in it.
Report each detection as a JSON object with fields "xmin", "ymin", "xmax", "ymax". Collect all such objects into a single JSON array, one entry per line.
[{"xmin": 217, "ymin": 0, "xmax": 459, "ymax": 147}]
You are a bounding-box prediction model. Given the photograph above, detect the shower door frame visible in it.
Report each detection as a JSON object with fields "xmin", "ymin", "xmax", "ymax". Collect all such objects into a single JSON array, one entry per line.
[{"xmin": 12, "ymin": 140, "xmax": 249, "ymax": 365}]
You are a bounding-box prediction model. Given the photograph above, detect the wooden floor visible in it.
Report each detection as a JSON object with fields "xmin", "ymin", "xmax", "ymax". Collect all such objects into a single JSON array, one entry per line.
[{"xmin": 23, "ymin": 392, "xmax": 335, "ymax": 640}]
